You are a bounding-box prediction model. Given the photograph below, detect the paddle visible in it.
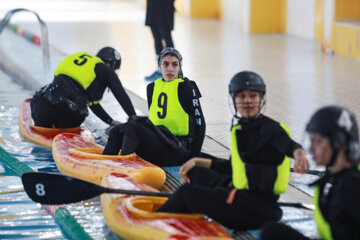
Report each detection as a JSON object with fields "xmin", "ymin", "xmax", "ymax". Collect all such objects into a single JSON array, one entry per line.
[
  {"xmin": 21, "ymin": 172, "xmax": 316, "ymax": 211},
  {"xmin": 278, "ymin": 202, "xmax": 315, "ymax": 210},
  {"xmin": 290, "ymin": 168, "xmax": 324, "ymax": 176},
  {"xmin": 21, "ymin": 172, "xmax": 171, "ymax": 204}
]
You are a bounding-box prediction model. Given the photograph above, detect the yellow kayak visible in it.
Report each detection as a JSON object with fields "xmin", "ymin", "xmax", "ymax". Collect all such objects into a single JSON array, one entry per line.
[
  {"xmin": 18, "ymin": 98, "xmax": 94, "ymax": 147},
  {"xmin": 52, "ymin": 133, "xmax": 166, "ymax": 189},
  {"xmin": 101, "ymin": 174, "xmax": 233, "ymax": 240}
]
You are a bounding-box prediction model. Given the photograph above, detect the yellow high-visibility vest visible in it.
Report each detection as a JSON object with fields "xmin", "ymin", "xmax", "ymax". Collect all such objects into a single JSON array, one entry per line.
[
  {"xmin": 149, "ymin": 78, "xmax": 189, "ymax": 136},
  {"xmin": 54, "ymin": 52, "xmax": 103, "ymax": 90},
  {"xmin": 230, "ymin": 123, "xmax": 291, "ymax": 195},
  {"xmin": 313, "ymin": 186, "xmax": 333, "ymax": 240}
]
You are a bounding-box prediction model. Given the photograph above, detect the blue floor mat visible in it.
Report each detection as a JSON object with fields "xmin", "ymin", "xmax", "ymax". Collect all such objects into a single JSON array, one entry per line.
[{"xmin": 163, "ymin": 166, "xmax": 181, "ymax": 182}]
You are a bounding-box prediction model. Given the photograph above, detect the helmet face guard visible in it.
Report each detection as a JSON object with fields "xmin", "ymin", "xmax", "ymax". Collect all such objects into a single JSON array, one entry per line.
[
  {"xmin": 96, "ymin": 47, "xmax": 121, "ymax": 70},
  {"xmin": 228, "ymin": 71, "xmax": 266, "ymax": 118},
  {"xmin": 306, "ymin": 106, "xmax": 360, "ymax": 165}
]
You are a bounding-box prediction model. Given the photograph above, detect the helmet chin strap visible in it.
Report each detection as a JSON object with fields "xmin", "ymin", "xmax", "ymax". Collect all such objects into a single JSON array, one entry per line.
[
  {"xmin": 326, "ymin": 148, "xmax": 339, "ymax": 171},
  {"xmin": 230, "ymin": 104, "xmax": 240, "ymax": 129},
  {"xmin": 259, "ymin": 96, "xmax": 266, "ymax": 113},
  {"xmin": 309, "ymin": 148, "xmax": 339, "ymax": 188}
]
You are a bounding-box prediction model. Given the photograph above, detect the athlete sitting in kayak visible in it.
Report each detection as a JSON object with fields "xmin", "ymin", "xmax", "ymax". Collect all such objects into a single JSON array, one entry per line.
[
  {"xmin": 157, "ymin": 71, "xmax": 309, "ymax": 230},
  {"xmin": 31, "ymin": 47, "xmax": 136, "ymax": 128},
  {"xmin": 261, "ymin": 106, "xmax": 360, "ymax": 240},
  {"xmin": 103, "ymin": 47, "xmax": 206, "ymax": 167}
]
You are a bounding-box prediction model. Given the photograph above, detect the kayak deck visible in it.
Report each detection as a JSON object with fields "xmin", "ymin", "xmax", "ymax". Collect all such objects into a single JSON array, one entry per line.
[
  {"xmin": 101, "ymin": 174, "xmax": 233, "ymax": 240},
  {"xmin": 52, "ymin": 133, "xmax": 166, "ymax": 189}
]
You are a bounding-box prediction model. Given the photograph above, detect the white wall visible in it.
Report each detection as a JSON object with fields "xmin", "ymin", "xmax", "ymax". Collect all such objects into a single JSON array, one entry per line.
[
  {"xmin": 287, "ymin": 0, "xmax": 315, "ymax": 39},
  {"xmin": 221, "ymin": 0, "xmax": 250, "ymax": 32}
]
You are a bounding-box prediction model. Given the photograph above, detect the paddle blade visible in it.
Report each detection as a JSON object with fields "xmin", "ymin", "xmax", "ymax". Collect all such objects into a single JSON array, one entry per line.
[{"xmin": 21, "ymin": 172, "xmax": 105, "ymax": 204}]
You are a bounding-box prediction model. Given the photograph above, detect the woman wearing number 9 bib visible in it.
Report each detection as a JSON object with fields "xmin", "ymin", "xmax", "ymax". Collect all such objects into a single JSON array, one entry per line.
[
  {"xmin": 30, "ymin": 47, "xmax": 136, "ymax": 128},
  {"xmin": 103, "ymin": 47, "xmax": 206, "ymax": 167}
]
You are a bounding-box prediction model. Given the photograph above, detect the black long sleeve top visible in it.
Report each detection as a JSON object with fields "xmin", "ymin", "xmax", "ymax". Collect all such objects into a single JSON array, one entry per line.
[
  {"xmin": 210, "ymin": 115, "xmax": 302, "ymax": 175},
  {"xmin": 86, "ymin": 63, "xmax": 136, "ymax": 124},
  {"xmin": 146, "ymin": 79, "xmax": 206, "ymax": 157},
  {"xmin": 314, "ymin": 167, "xmax": 360, "ymax": 240}
]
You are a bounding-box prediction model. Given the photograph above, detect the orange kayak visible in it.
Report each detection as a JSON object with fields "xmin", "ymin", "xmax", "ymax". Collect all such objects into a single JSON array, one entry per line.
[
  {"xmin": 18, "ymin": 98, "xmax": 94, "ymax": 147},
  {"xmin": 101, "ymin": 173, "xmax": 233, "ymax": 240},
  {"xmin": 52, "ymin": 133, "xmax": 166, "ymax": 189}
]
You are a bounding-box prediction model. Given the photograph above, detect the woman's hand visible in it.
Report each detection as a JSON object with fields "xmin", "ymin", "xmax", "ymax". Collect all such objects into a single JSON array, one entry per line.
[
  {"xmin": 293, "ymin": 148, "xmax": 310, "ymax": 174},
  {"xmin": 109, "ymin": 120, "xmax": 121, "ymax": 126},
  {"xmin": 179, "ymin": 157, "xmax": 211, "ymax": 183}
]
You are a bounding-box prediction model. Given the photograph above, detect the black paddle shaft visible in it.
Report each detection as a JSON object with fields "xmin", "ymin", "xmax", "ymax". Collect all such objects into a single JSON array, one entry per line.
[
  {"xmin": 21, "ymin": 172, "xmax": 171, "ymax": 205},
  {"xmin": 290, "ymin": 168, "xmax": 324, "ymax": 176}
]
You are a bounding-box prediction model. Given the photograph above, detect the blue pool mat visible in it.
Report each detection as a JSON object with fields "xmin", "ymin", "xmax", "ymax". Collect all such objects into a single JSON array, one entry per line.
[{"xmin": 163, "ymin": 166, "xmax": 182, "ymax": 182}]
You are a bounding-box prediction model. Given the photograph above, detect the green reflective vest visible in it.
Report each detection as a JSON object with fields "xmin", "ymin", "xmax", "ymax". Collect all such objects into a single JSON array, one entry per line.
[
  {"xmin": 230, "ymin": 123, "xmax": 291, "ymax": 195},
  {"xmin": 148, "ymin": 78, "xmax": 189, "ymax": 136},
  {"xmin": 313, "ymin": 186, "xmax": 333, "ymax": 240},
  {"xmin": 54, "ymin": 52, "xmax": 103, "ymax": 90}
]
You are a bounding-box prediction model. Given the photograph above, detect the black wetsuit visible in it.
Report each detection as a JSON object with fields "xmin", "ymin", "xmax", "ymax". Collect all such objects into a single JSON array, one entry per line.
[
  {"xmin": 158, "ymin": 115, "xmax": 302, "ymax": 231},
  {"xmin": 103, "ymin": 79, "xmax": 206, "ymax": 166},
  {"xmin": 30, "ymin": 63, "xmax": 136, "ymax": 128},
  {"xmin": 260, "ymin": 167, "xmax": 360, "ymax": 240}
]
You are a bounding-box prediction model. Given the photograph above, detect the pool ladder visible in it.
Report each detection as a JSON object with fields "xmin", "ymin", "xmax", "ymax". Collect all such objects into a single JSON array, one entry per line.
[{"xmin": 0, "ymin": 8, "xmax": 50, "ymax": 73}]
